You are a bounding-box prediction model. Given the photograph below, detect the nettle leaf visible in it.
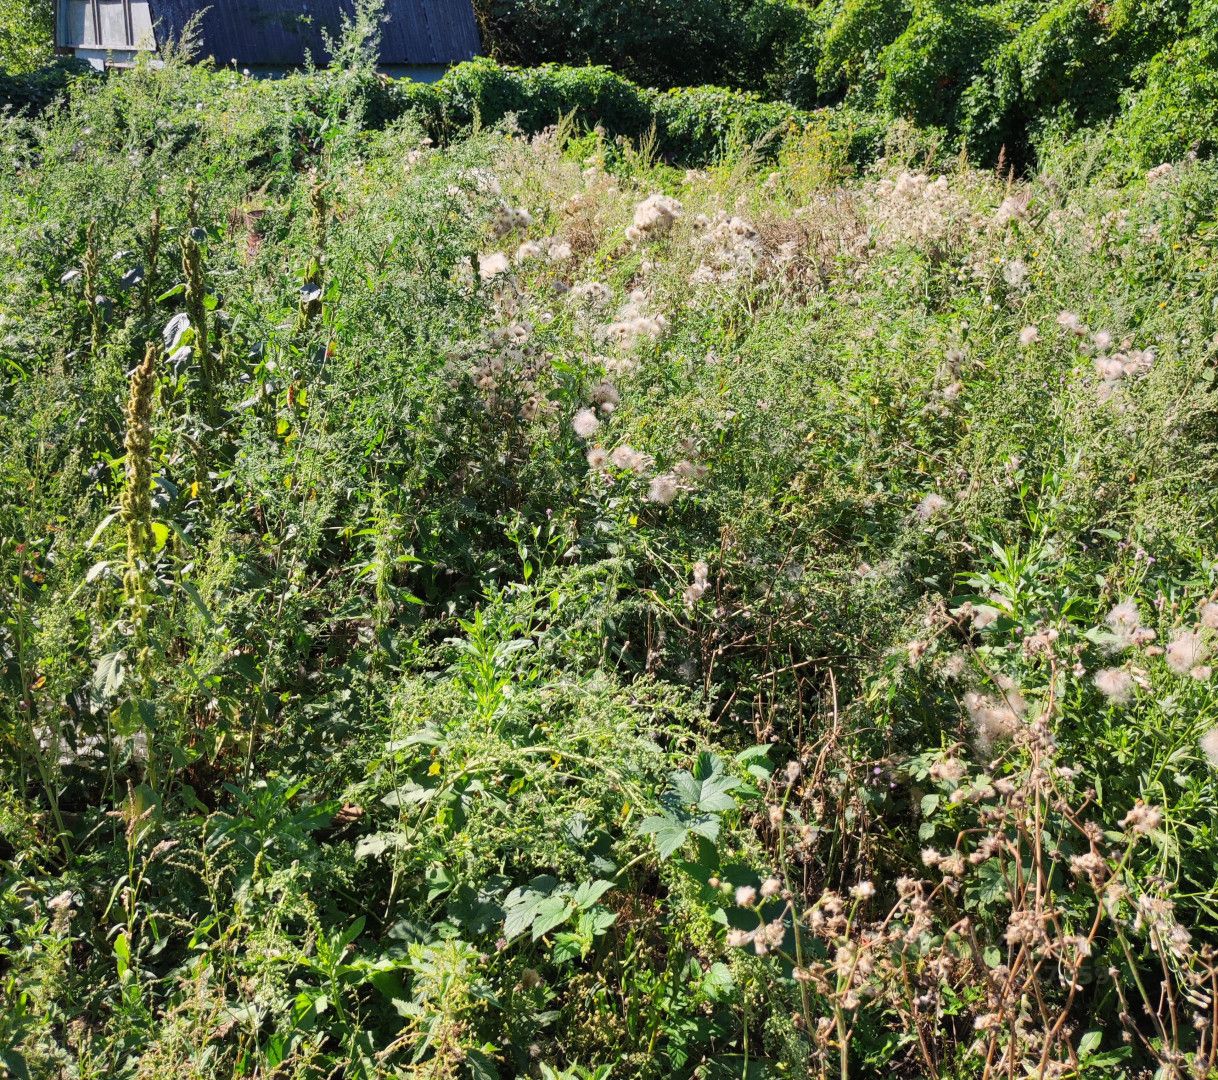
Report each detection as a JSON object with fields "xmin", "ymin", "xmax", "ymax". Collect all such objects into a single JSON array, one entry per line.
[
  {"xmin": 666, "ymin": 754, "xmax": 739, "ymax": 814},
  {"xmin": 354, "ymin": 832, "xmax": 405, "ymax": 860},
  {"xmin": 530, "ymin": 896, "xmax": 574, "ymax": 940},
  {"xmin": 689, "ymin": 753, "xmax": 740, "ymax": 812},
  {"xmin": 503, "ymin": 875, "xmax": 559, "ymax": 941},
  {"xmin": 570, "ymin": 879, "xmax": 615, "ymax": 910},
  {"xmin": 93, "ymin": 650, "xmax": 127, "ymax": 698},
  {"xmin": 638, "ymin": 814, "xmax": 692, "ymax": 860}
]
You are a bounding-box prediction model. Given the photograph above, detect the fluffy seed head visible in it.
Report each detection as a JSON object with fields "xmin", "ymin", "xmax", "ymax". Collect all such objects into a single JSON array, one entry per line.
[
  {"xmin": 1094, "ymin": 667, "xmax": 1134, "ymax": 704},
  {"xmin": 572, "ymin": 408, "xmax": 600, "ymax": 439}
]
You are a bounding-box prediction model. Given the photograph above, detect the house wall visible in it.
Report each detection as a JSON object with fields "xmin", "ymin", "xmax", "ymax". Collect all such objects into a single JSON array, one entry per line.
[{"xmin": 56, "ymin": 0, "xmax": 155, "ymax": 56}]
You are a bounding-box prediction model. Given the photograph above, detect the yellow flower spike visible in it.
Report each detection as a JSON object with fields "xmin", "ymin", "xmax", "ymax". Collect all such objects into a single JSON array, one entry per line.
[{"xmin": 428, "ymin": 760, "xmax": 442, "ymax": 776}]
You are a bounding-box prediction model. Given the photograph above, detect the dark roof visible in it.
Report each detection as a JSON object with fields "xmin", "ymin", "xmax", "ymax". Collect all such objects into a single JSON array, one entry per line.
[{"xmin": 150, "ymin": 0, "xmax": 480, "ymax": 66}]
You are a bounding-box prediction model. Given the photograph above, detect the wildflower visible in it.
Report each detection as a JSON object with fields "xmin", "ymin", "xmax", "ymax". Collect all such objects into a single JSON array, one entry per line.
[
  {"xmin": 1023, "ymin": 626, "xmax": 1059, "ymax": 657},
  {"xmin": 1200, "ymin": 602, "xmax": 1218, "ymax": 629},
  {"xmin": 479, "ymin": 252, "xmax": 510, "ymax": 279},
  {"xmin": 1165, "ymin": 630, "xmax": 1208, "ymax": 675},
  {"xmin": 590, "ymin": 381, "xmax": 619, "ymax": 412},
  {"xmin": 547, "ymin": 241, "xmax": 572, "ymax": 262},
  {"xmin": 760, "ymin": 877, "xmax": 783, "ymax": 899},
  {"xmin": 1057, "ymin": 310, "xmax": 1085, "ymax": 335},
  {"xmin": 942, "ymin": 652, "xmax": 968, "ymax": 680},
  {"xmin": 965, "ymin": 688, "xmax": 1025, "ymax": 751},
  {"xmin": 939, "ymin": 852, "xmax": 965, "ymax": 877},
  {"xmin": 626, "ymin": 194, "xmax": 683, "ymax": 242},
  {"xmin": 1003, "ymin": 259, "xmax": 1028, "ymax": 287},
  {"xmin": 683, "ymin": 561, "xmax": 710, "ymax": 609},
  {"xmin": 47, "ymin": 890, "xmax": 74, "ymax": 914},
  {"xmin": 726, "ymin": 928, "xmax": 753, "ymax": 948},
  {"xmin": 995, "ymin": 192, "xmax": 1029, "ymax": 226},
  {"xmin": 849, "ymin": 881, "xmax": 875, "ymax": 901},
  {"xmin": 735, "ymin": 885, "xmax": 757, "ymax": 907},
  {"xmin": 1105, "ymin": 600, "xmax": 1149, "ymax": 651},
  {"xmin": 970, "ymin": 605, "xmax": 1001, "ymax": 630},
  {"xmin": 1121, "ymin": 802, "xmax": 1163, "ymax": 835},
  {"xmin": 572, "ymin": 408, "xmax": 600, "ymax": 439},
  {"xmin": 673, "ymin": 460, "xmax": 708, "ymax": 481},
  {"xmin": 1094, "ymin": 667, "xmax": 1134, "ymax": 704},
  {"xmin": 568, "ymin": 281, "xmax": 612, "ymax": 308},
  {"xmin": 515, "ymin": 240, "xmax": 543, "ymax": 263},
  {"xmin": 610, "ymin": 445, "xmax": 651, "ymax": 473},
  {"xmin": 921, "ymin": 848, "xmax": 942, "ymax": 867},
  {"xmin": 929, "ymin": 757, "xmax": 967, "ymax": 783},
  {"xmin": 1201, "ymin": 726, "xmax": 1218, "ymax": 768},
  {"xmin": 647, "ymin": 474, "xmax": 679, "ymax": 506},
  {"xmin": 490, "ymin": 203, "xmax": 530, "ymax": 238},
  {"xmin": 1093, "ymin": 330, "xmax": 1113, "ymax": 352},
  {"xmin": 1070, "ymin": 850, "xmax": 1108, "ymax": 884},
  {"xmin": 1019, "ymin": 325, "xmax": 1039, "ymax": 346},
  {"xmin": 586, "ymin": 447, "xmax": 609, "ymax": 469},
  {"xmin": 916, "ymin": 493, "xmax": 947, "ymax": 521}
]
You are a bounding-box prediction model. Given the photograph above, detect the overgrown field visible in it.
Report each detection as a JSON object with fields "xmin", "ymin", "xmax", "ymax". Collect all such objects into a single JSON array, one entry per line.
[{"xmin": 3, "ymin": 46, "xmax": 1218, "ymax": 1080}]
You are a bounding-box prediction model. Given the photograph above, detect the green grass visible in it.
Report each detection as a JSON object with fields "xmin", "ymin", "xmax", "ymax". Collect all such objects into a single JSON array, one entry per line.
[{"xmin": 2, "ymin": 37, "xmax": 1218, "ymax": 1080}]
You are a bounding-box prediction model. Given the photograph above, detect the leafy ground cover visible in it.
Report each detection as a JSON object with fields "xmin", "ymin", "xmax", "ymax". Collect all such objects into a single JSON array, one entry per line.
[{"xmin": 2, "ymin": 29, "xmax": 1218, "ymax": 1080}]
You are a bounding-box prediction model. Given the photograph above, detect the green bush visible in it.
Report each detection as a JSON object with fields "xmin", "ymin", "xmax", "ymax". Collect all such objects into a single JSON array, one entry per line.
[
  {"xmin": 1114, "ymin": 36, "xmax": 1218, "ymax": 164},
  {"xmin": 397, "ymin": 59, "xmax": 835, "ymax": 166},
  {"xmin": 816, "ymin": 0, "xmax": 913, "ymax": 99},
  {"xmin": 878, "ymin": 0, "xmax": 1007, "ymax": 129},
  {"xmin": 0, "ymin": 57, "xmax": 93, "ymax": 113},
  {"xmin": 1011, "ymin": 0, "xmax": 1120, "ymax": 130},
  {"xmin": 0, "ymin": 0, "xmax": 52, "ymax": 74},
  {"xmin": 481, "ymin": 0, "xmax": 820, "ymax": 99}
]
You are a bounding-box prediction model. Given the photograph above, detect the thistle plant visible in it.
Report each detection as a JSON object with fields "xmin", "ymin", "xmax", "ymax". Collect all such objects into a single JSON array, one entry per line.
[
  {"xmin": 141, "ymin": 208, "xmax": 160, "ymax": 323},
  {"xmin": 83, "ymin": 220, "xmax": 102, "ymax": 361},
  {"xmin": 121, "ymin": 343, "xmax": 157, "ymax": 663},
  {"xmin": 298, "ymin": 175, "xmax": 328, "ymax": 329},
  {"xmin": 180, "ymin": 228, "xmax": 213, "ymax": 415}
]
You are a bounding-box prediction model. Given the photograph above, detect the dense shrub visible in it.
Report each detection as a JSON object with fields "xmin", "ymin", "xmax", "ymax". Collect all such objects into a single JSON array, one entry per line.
[
  {"xmin": 878, "ymin": 0, "xmax": 1007, "ymax": 129},
  {"xmin": 1011, "ymin": 0, "xmax": 1120, "ymax": 129},
  {"xmin": 0, "ymin": 57, "xmax": 92, "ymax": 113},
  {"xmin": 4, "ymin": 41, "xmax": 1218, "ymax": 1080},
  {"xmin": 815, "ymin": 0, "xmax": 913, "ymax": 99},
  {"xmin": 0, "ymin": 0, "xmax": 52, "ymax": 74},
  {"xmin": 395, "ymin": 59, "xmax": 873, "ymax": 166},
  {"xmin": 480, "ymin": 0, "xmax": 819, "ymax": 100},
  {"xmin": 1114, "ymin": 35, "xmax": 1218, "ymax": 164}
]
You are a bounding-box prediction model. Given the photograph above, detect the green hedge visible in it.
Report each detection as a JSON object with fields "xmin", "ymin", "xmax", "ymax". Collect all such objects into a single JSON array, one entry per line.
[
  {"xmin": 0, "ymin": 58, "xmax": 93, "ymax": 113},
  {"xmin": 1114, "ymin": 35, "xmax": 1218, "ymax": 164},
  {"xmin": 394, "ymin": 58, "xmax": 886, "ymax": 166}
]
